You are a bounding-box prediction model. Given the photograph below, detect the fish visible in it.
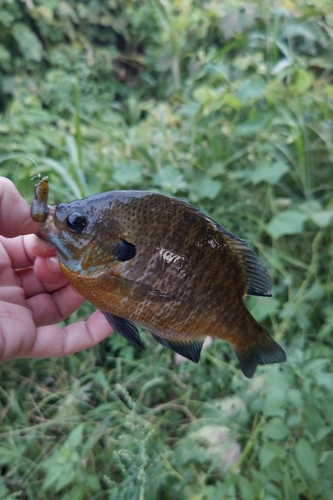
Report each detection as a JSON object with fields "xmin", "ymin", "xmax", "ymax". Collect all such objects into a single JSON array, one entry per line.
[{"xmin": 31, "ymin": 176, "xmax": 286, "ymax": 378}]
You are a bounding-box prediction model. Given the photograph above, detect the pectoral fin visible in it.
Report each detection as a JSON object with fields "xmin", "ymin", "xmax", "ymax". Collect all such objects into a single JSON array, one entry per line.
[
  {"xmin": 151, "ymin": 334, "xmax": 204, "ymax": 363},
  {"xmin": 103, "ymin": 273, "xmax": 176, "ymax": 303},
  {"xmin": 103, "ymin": 312, "xmax": 144, "ymax": 349}
]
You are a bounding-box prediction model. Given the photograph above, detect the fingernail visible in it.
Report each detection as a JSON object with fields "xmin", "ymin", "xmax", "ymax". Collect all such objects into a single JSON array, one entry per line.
[{"xmin": 47, "ymin": 256, "xmax": 61, "ymax": 274}]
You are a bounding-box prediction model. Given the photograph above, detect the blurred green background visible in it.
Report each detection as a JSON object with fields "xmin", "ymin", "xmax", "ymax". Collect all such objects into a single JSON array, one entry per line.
[{"xmin": 1, "ymin": 0, "xmax": 333, "ymax": 498}]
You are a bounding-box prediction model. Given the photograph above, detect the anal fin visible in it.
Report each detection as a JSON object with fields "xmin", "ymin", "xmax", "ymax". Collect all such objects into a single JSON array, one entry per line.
[
  {"xmin": 103, "ymin": 312, "xmax": 144, "ymax": 349},
  {"xmin": 151, "ymin": 334, "xmax": 204, "ymax": 363}
]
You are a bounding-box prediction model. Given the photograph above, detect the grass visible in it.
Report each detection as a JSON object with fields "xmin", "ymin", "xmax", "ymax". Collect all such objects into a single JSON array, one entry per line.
[{"xmin": 0, "ymin": 0, "xmax": 333, "ymax": 498}]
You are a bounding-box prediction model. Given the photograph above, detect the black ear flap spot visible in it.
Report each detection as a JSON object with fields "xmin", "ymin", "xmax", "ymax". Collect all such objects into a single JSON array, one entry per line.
[{"xmin": 115, "ymin": 239, "xmax": 136, "ymax": 262}]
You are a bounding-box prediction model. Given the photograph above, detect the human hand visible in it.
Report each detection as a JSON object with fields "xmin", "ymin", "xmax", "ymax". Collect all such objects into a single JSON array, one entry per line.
[{"xmin": 0, "ymin": 177, "xmax": 113, "ymax": 363}]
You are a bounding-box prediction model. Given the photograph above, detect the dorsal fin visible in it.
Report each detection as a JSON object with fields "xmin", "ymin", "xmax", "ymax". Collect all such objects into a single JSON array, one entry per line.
[
  {"xmin": 230, "ymin": 239, "xmax": 271, "ymax": 297},
  {"xmin": 217, "ymin": 227, "xmax": 272, "ymax": 297},
  {"xmin": 183, "ymin": 203, "xmax": 272, "ymax": 298},
  {"xmin": 151, "ymin": 334, "xmax": 204, "ymax": 363}
]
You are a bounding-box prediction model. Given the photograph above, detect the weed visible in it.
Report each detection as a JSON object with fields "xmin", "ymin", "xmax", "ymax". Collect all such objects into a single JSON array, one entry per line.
[{"xmin": 0, "ymin": 0, "xmax": 333, "ymax": 498}]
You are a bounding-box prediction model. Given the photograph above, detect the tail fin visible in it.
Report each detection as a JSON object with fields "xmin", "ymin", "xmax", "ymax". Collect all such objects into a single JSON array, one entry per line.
[{"xmin": 234, "ymin": 335, "xmax": 286, "ymax": 378}]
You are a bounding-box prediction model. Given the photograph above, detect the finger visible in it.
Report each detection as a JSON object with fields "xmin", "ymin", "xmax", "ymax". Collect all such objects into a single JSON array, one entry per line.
[
  {"xmin": 0, "ymin": 238, "xmax": 16, "ymax": 285},
  {"xmin": 27, "ymin": 234, "xmax": 56, "ymax": 258},
  {"xmin": 0, "ymin": 285, "xmax": 26, "ymax": 308},
  {"xmin": 16, "ymin": 266, "xmax": 69, "ymax": 299},
  {"xmin": 0, "ymin": 236, "xmax": 66, "ymax": 295},
  {"xmin": 24, "ymin": 310, "xmax": 113, "ymax": 358},
  {"xmin": 0, "ymin": 235, "xmax": 34, "ymax": 271},
  {"xmin": 33, "ymin": 255, "xmax": 65, "ymax": 285},
  {"xmin": 0, "ymin": 234, "xmax": 56, "ymax": 272},
  {"xmin": 0, "ymin": 177, "xmax": 39, "ymax": 237},
  {"xmin": 27, "ymin": 282, "xmax": 85, "ymax": 326},
  {"xmin": 0, "ymin": 298, "xmax": 36, "ymax": 362}
]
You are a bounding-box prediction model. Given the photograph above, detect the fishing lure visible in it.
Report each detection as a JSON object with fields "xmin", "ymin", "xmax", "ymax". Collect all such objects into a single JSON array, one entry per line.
[{"xmin": 31, "ymin": 174, "xmax": 49, "ymax": 223}]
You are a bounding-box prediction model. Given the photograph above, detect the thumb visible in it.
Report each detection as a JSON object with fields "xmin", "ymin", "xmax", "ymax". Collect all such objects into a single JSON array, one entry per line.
[{"xmin": 0, "ymin": 177, "xmax": 40, "ymax": 237}]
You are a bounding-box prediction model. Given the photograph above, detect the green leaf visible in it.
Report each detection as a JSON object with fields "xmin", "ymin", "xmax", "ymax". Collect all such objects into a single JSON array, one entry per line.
[
  {"xmin": 55, "ymin": 468, "xmax": 77, "ymax": 493},
  {"xmin": 218, "ymin": 12, "xmax": 243, "ymax": 39},
  {"xmin": 248, "ymin": 296, "xmax": 280, "ymax": 322},
  {"xmin": 153, "ymin": 165, "xmax": 186, "ymax": 193},
  {"xmin": 235, "ymin": 77, "xmax": 266, "ymax": 103},
  {"xmin": 250, "ymin": 161, "xmax": 289, "ymax": 185},
  {"xmin": 311, "ymin": 209, "xmax": 333, "ymax": 228},
  {"xmin": 294, "ymin": 438, "xmax": 318, "ymax": 480},
  {"xmin": 67, "ymin": 424, "xmax": 85, "ymax": 449},
  {"xmin": 259, "ymin": 442, "xmax": 286, "ymax": 468},
  {"xmin": 86, "ymin": 474, "xmax": 100, "ymax": 491},
  {"xmin": 0, "ymin": 44, "xmax": 10, "ymax": 63},
  {"xmin": 193, "ymin": 86, "xmax": 216, "ymax": 105},
  {"xmin": 43, "ymin": 463, "xmax": 65, "ymax": 490},
  {"xmin": 0, "ymin": 479, "xmax": 9, "ymax": 499},
  {"xmin": 284, "ymin": 21, "xmax": 319, "ymax": 41},
  {"xmin": 234, "ymin": 116, "xmax": 267, "ymax": 137},
  {"xmin": 0, "ymin": 446, "xmax": 20, "ymax": 466},
  {"xmin": 263, "ymin": 387, "xmax": 288, "ymax": 417},
  {"xmin": 259, "ymin": 445, "xmax": 276, "ymax": 468},
  {"xmin": 196, "ymin": 178, "xmax": 222, "ymax": 200},
  {"xmin": 12, "ymin": 23, "xmax": 43, "ymax": 62},
  {"xmin": 0, "ymin": 10, "xmax": 14, "ymax": 27},
  {"xmin": 290, "ymin": 68, "xmax": 314, "ymax": 95},
  {"xmin": 322, "ymin": 399, "xmax": 333, "ymax": 427},
  {"xmin": 271, "ymin": 58, "xmax": 292, "ymax": 75},
  {"xmin": 261, "ymin": 418, "xmax": 289, "ymax": 440},
  {"xmin": 287, "ymin": 389, "xmax": 303, "ymax": 410},
  {"xmin": 68, "ymin": 484, "xmax": 86, "ymax": 500},
  {"xmin": 266, "ymin": 210, "xmax": 307, "ymax": 238},
  {"xmin": 208, "ymin": 162, "xmax": 226, "ymax": 178},
  {"xmin": 223, "ymin": 92, "xmax": 242, "ymax": 110},
  {"xmin": 238, "ymin": 475, "xmax": 257, "ymax": 500},
  {"xmin": 321, "ymin": 451, "xmax": 333, "ymax": 480},
  {"xmin": 298, "ymin": 200, "xmax": 322, "ymax": 214},
  {"xmin": 113, "ymin": 162, "xmax": 143, "ymax": 186},
  {"xmin": 314, "ymin": 372, "xmax": 333, "ymax": 391}
]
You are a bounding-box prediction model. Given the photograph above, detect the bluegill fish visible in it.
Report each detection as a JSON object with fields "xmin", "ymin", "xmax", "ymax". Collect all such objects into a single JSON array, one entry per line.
[{"xmin": 31, "ymin": 177, "xmax": 286, "ymax": 377}]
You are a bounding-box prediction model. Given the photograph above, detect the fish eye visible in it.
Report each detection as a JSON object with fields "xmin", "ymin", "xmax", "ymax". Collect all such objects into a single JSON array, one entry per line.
[{"xmin": 66, "ymin": 212, "xmax": 87, "ymax": 233}]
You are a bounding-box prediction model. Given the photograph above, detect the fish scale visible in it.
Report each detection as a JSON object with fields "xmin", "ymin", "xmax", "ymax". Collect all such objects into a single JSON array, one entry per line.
[{"xmin": 32, "ymin": 183, "xmax": 286, "ymax": 378}]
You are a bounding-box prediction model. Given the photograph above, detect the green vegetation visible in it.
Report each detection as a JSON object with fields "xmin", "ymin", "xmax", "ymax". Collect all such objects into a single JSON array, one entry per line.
[{"xmin": 1, "ymin": 0, "xmax": 333, "ymax": 498}]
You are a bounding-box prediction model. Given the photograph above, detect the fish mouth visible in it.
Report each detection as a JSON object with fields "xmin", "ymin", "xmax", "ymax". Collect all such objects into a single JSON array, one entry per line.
[{"xmin": 36, "ymin": 205, "xmax": 58, "ymax": 245}]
